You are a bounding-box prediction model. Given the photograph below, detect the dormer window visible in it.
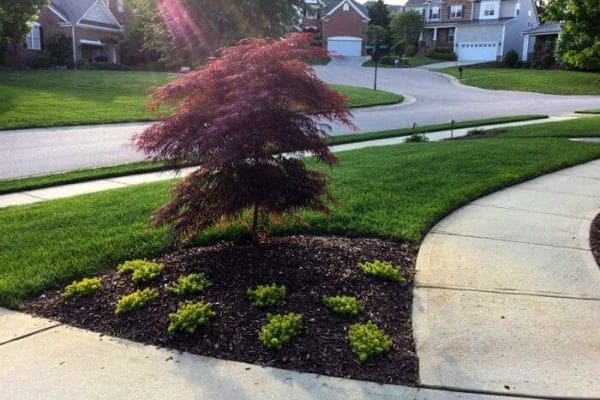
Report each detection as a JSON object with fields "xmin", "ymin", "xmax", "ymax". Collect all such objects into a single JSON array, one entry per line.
[
  {"xmin": 25, "ymin": 22, "xmax": 41, "ymax": 50},
  {"xmin": 429, "ymin": 6, "xmax": 440, "ymax": 21},
  {"xmin": 450, "ymin": 5, "xmax": 463, "ymax": 18},
  {"xmin": 343, "ymin": 2, "xmax": 350, "ymax": 11},
  {"xmin": 483, "ymin": 3, "xmax": 496, "ymax": 17},
  {"xmin": 117, "ymin": 0, "xmax": 125, "ymax": 12},
  {"xmin": 306, "ymin": 6, "xmax": 319, "ymax": 19}
]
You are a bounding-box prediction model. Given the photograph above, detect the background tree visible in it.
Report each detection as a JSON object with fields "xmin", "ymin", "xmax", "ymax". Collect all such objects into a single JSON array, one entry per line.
[
  {"xmin": 545, "ymin": 0, "xmax": 600, "ymax": 71},
  {"xmin": 126, "ymin": 0, "xmax": 302, "ymax": 66},
  {"xmin": 134, "ymin": 34, "xmax": 354, "ymax": 244},
  {"xmin": 365, "ymin": 25, "xmax": 388, "ymax": 49},
  {"xmin": 367, "ymin": 0, "xmax": 391, "ymax": 27},
  {"xmin": 389, "ymin": 10, "xmax": 424, "ymax": 54},
  {"xmin": 0, "ymin": 0, "xmax": 48, "ymax": 62}
]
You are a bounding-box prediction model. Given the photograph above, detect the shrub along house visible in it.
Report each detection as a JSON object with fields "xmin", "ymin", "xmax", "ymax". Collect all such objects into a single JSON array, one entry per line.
[
  {"xmin": 302, "ymin": 0, "xmax": 370, "ymax": 57},
  {"xmin": 15, "ymin": 0, "xmax": 125, "ymax": 68},
  {"xmin": 404, "ymin": 0, "xmax": 540, "ymax": 62}
]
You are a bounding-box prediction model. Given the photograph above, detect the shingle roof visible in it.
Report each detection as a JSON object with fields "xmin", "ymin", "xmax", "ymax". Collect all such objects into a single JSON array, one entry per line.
[
  {"xmin": 321, "ymin": 0, "xmax": 369, "ymax": 17},
  {"xmin": 51, "ymin": 0, "xmax": 97, "ymax": 24},
  {"xmin": 404, "ymin": 0, "xmax": 427, "ymax": 6},
  {"xmin": 524, "ymin": 21, "xmax": 562, "ymax": 35}
]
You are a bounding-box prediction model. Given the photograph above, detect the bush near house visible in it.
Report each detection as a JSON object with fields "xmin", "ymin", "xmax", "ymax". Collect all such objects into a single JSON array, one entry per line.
[{"xmin": 426, "ymin": 47, "xmax": 457, "ymax": 61}]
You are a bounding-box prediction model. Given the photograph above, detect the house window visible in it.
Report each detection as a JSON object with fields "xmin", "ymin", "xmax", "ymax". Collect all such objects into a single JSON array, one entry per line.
[
  {"xmin": 117, "ymin": 0, "xmax": 125, "ymax": 12},
  {"xmin": 343, "ymin": 2, "xmax": 349, "ymax": 11},
  {"xmin": 25, "ymin": 23, "xmax": 41, "ymax": 50},
  {"xmin": 448, "ymin": 28, "xmax": 455, "ymax": 42},
  {"xmin": 306, "ymin": 6, "xmax": 318, "ymax": 19},
  {"xmin": 483, "ymin": 3, "xmax": 496, "ymax": 17},
  {"xmin": 429, "ymin": 6, "xmax": 440, "ymax": 21},
  {"xmin": 515, "ymin": 3, "xmax": 520, "ymax": 16},
  {"xmin": 450, "ymin": 5, "xmax": 463, "ymax": 18}
]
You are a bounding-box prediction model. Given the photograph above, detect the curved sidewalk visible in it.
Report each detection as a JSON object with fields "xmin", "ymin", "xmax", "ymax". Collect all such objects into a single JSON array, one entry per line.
[{"xmin": 413, "ymin": 159, "xmax": 600, "ymax": 399}]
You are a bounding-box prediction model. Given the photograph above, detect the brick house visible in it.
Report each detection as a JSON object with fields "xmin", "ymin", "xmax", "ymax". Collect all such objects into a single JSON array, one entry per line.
[
  {"xmin": 404, "ymin": 0, "xmax": 540, "ymax": 62},
  {"xmin": 302, "ymin": 0, "xmax": 370, "ymax": 56},
  {"xmin": 14, "ymin": 0, "xmax": 125, "ymax": 67}
]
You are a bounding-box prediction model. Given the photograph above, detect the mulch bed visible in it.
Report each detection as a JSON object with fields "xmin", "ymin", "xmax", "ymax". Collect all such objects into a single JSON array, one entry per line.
[
  {"xmin": 25, "ymin": 235, "xmax": 419, "ymax": 386},
  {"xmin": 591, "ymin": 214, "xmax": 600, "ymax": 267}
]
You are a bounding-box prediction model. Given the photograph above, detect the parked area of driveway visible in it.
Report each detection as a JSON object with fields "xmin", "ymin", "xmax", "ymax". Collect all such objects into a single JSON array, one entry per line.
[{"xmin": 2, "ymin": 65, "xmax": 600, "ymax": 179}]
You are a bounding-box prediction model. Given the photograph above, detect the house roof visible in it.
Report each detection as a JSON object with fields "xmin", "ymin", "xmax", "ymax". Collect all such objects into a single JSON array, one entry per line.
[
  {"xmin": 524, "ymin": 21, "xmax": 562, "ymax": 35},
  {"xmin": 314, "ymin": 0, "xmax": 369, "ymax": 17},
  {"xmin": 50, "ymin": 0, "xmax": 122, "ymax": 30},
  {"xmin": 425, "ymin": 17, "xmax": 516, "ymax": 28}
]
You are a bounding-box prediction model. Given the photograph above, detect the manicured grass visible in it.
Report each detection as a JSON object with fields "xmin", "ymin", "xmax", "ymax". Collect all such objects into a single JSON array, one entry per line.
[
  {"xmin": 0, "ymin": 70, "xmax": 173, "ymax": 130},
  {"xmin": 440, "ymin": 67, "xmax": 600, "ymax": 95},
  {"xmin": 363, "ymin": 56, "xmax": 444, "ymax": 68},
  {"xmin": 0, "ymin": 161, "xmax": 165, "ymax": 195},
  {"xmin": 329, "ymin": 114, "xmax": 548, "ymax": 145},
  {"xmin": 0, "ymin": 71, "xmax": 400, "ymax": 130},
  {"xmin": 0, "ymin": 115, "xmax": 546, "ymax": 195},
  {"xmin": 491, "ymin": 116, "xmax": 600, "ymax": 138},
  {"xmin": 1, "ymin": 117, "xmax": 600, "ymax": 308},
  {"xmin": 330, "ymin": 84, "xmax": 403, "ymax": 108}
]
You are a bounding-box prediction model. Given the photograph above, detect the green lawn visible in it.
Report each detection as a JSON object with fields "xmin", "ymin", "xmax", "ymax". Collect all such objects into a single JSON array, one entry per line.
[
  {"xmin": 329, "ymin": 84, "xmax": 403, "ymax": 108},
  {"xmin": 490, "ymin": 115, "xmax": 600, "ymax": 138},
  {"xmin": 0, "ymin": 71, "xmax": 401, "ymax": 130},
  {"xmin": 575, "ymin": 109, "xmax": 600, "ymax": 115},
  {"xmin": 440, "ymin": 67, "xmax": 600, "ymax": 95},
  {"xmin": 0, "ymin": 115, "xmax": 546, "ymax": 195},
  {"xmin": 363, "ymin": 56, "xmax": 444, "ymax": 68},
  {"xmin": 1, "ymin": 117, "xmax": 599, "ymax": 308}
]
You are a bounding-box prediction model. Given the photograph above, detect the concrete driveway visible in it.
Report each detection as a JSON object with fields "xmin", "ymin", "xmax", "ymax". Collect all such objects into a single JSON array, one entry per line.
[{"xmin": 2, "ymin": 66, "xmax": 600, "ymax": 179}]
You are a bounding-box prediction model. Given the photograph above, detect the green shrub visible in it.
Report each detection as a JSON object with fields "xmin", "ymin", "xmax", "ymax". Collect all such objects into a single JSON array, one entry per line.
[
  {"xmin": 46, "ymin": 34, "xmax": 73, "ymax": 67},
  {"xmin": 348, "ymin": 321, "xmax": 392, "ymax": 362},
  {"xmin": 259, "ymin": 313, "xmax": 303, "ymax": 350},
  {"xmin": 247, "ymin": 284, "xmax": 286, "ymax": 307},
  {"xmin": 118, "ymin": 259, "xmax": 164, "ymax": 285},
  {"xmin": 359, "ymin": 260, "xmax": 406, "ymax": 283},
  {"xmin": 63, "ymin": 277, "xmax": 102, "ymax": 298},
  {"xmin": 92, "ymin": 63, "xmax": 131, "ymax": 71},
  {"xmin": 167, "ymin": 301, "xmax": 216, "ymax": 333},
  {"xmin": 322, "ymin": 295, "xmax": 362, "ymax": 316},
  {"xmin": 503, "ymin": 50, "xmax": 519, "ymax": 68},
  {"xmin": 115, "ymin": 288, "xmax": 159, "ymax": 315},
  {"xmin": 404, "ymin": 43, "xmax": 417, "ymax": 57},
  {"xmin": 166, "ymin": 273, "xmax": 212, "ymax": 296},
  {"xmin": 426, "ymin": 47, "xmax": 457, "ymax": 61},
  {"xmin": 404, "ymin": 133, "xmax": 429, "ymax": 143},
  {"xmin": 32, "ymin": 50, "xmax": 53, "ymax": 69},
  {"xmin": 77, "ymin": 58, "xmax": 91, "ymax": 69}
]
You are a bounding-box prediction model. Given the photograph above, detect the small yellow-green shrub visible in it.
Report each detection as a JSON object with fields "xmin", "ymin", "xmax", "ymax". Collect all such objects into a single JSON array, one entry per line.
[
  {"xmin": 62, "ymin": 277, "xmax": 102, "ymax": 298},
  {"xmin": 259, "ymin": 313, "xmax": 302, "ymax": 350},
  {"xmin": 115, "ymin": 288, "xmax": 159, "ymax": 315},
  {"xmin": 348, "ymin": 321, "xmax": 392, "ymax": 362},
  {"xmin": 168, "ymin": 301, "xmax": 216, "ymax": 333},
  {"xmin": 247, "ymin": 284, "xmax": 286, "ymax": 307},
  {"xmin": 166, "ymin": 273, "xmax": 212, "ymax": 296},
  {"xmin": 359, "ymin": 260, "xmax": 406, "ymax": 283},
  {"xmin": 118, "ymin": 259, "xmax": 164, "ymax": 285},
  {"xmin": 322, "ymin": 295, "xmax": 362, "ymax": 316}
]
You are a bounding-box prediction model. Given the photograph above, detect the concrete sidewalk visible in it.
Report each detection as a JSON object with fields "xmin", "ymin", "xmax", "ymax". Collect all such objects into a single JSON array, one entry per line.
[
  {"xmin": 413, "ymin": 159, "xmax": 600, "ymax": 399},
  {"xmin": 0, "ymin": 116, "xmax": 575, "ymax": 209},
  {"xmin": 0, "ymin": 308, "xmax": 526, "ymax": 400}
]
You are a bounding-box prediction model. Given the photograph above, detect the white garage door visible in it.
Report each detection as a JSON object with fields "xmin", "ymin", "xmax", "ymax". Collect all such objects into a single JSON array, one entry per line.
[
  {"xmin": 327, "ymin": 36, "xmax": 362, "ymax": 57},
  {"xmin": 457, "ymin": 42, "xmax": 498, "ymax": 61}
]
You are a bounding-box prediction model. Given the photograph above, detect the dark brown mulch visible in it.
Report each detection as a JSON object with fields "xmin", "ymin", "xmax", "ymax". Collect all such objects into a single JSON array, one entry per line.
[
  {"xmin": 591, "ymin": 214, "xmax": 600, "ymax": 267},
  {"xmin": 25, "ymin": 235, "xmax": 419, "ymax": 386}
]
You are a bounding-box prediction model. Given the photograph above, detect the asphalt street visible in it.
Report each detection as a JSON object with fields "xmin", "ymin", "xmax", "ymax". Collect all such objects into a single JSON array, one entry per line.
[{"xmin": 2, "ymin": 66, "xmax": 600, "ymax": 179}]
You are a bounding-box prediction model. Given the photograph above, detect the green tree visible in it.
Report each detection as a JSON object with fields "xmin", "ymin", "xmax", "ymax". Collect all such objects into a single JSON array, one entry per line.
[
  {"xmin": 367, "ymin": 0, "xmax": 390, "ymax": 27},
  {"xmin": 125, "ymin": 0, "xmax": 302, "ymax": 66},
  {"xmin": 390, "ymin": 10, "xmax": 424, "ymax": 50},
  {"xmin": 0, "ymin": 0, "xmax": 48, "ymax": 62},
  {"xmin": 365, "ymin": 25, "xmax": 388, "ymax": 49},
  {"xmin": 544, "ymin": 0, "xmax": 600, "ymax": 71}
]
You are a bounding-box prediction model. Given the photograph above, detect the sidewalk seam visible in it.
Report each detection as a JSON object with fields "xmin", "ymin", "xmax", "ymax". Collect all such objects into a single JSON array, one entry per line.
[
  {"xmin": 466, "ymin": 203, "xmax": 591, "ymax": 220},
  {"xmin": 0, "ymin": 323, "xmax": 62, "ymax": 347},
  {"xmin": 415, "ymin": 284, "xmax": 600, "ymax": 302},
  {"xmin": 419, "ymin": 384, "xmax": 600, "ymax": 400},
  {"xmin": 429, "ymin": 230, "xmax": 592, "ymax": 252}
]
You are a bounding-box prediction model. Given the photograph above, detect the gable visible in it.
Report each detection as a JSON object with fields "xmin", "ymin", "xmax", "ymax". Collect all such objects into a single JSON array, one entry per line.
[
  {"xmin": 327, "ymin": 0, "xmax": 369, "ymax": 20},
  {"xmin": 78, "ymin": 1, "xmax": 122, "ymax": 30}
]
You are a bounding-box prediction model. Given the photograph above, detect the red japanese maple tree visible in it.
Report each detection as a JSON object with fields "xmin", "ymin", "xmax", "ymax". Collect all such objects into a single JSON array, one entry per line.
[{"xmin": 134, "ymin": 33, "xmax": 354, "ymax": 243}]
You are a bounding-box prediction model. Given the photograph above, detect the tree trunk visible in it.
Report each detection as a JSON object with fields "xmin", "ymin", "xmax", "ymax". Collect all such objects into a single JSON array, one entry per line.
[{"xmin": 251, "ymin": 203, "xmax": 260, "ymax": 244}]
